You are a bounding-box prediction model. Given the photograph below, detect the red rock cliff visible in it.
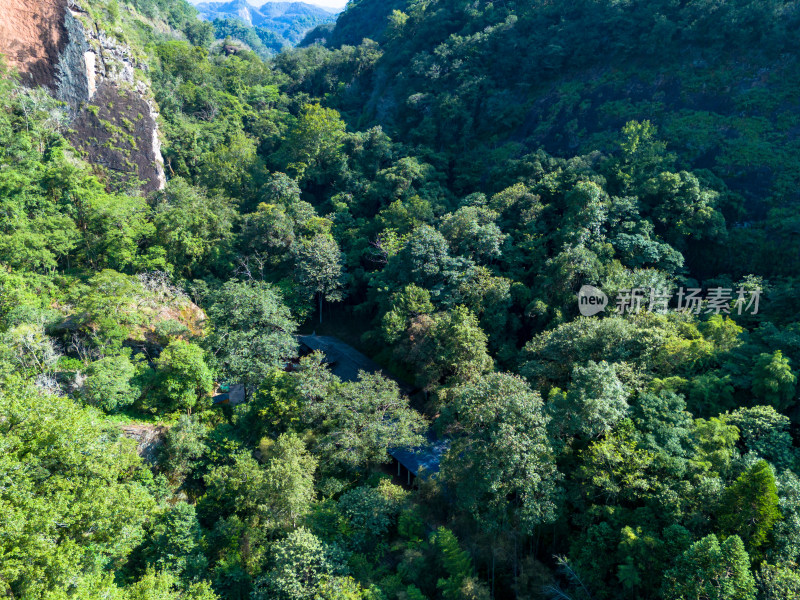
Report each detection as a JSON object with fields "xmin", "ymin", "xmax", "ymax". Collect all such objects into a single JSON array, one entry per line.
[{"xmin": 0, "ymin": 0, "xmax": 166, "ymax": 193}]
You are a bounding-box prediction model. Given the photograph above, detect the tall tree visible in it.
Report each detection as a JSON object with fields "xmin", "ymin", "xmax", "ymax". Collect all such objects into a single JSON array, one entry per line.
[
  {"xmin": 441, "ymin": 372, "xmax": 561, "ymax": 537},
  {"xmin": 82, "ymin": 354, "xmax": 140, "ymax": 412},
  {"xmin": 751, "ymin": 351, "xmax": 797, "ymax": 412},
  {"xmin": 438, "ymin": 204, "xmax": 505, "ymax": 263},
  {"xmin": 261, "ymin": 432, "xmax": 318, "ymax": 531},
  {"xmin": 396, "ymin": 306, "xmax": 493, "ymax": 390},
  {"xmin": 203, "ymin": 439, "xmax": 316, "ymax": 535},
  {"xmin": 292, "ymin": 233, "xmax": 346, "ymax": 323},
  {"xmin": 281, "ymin": 103, "xmax": 347, "ymax": 185},
  {"xmin": 162, "ymin": 414, "xmax": 208, "ymax": 484},
  {"xmin": 251, "ymin": 528, "xmax": 344, "ymax": 600},
  {"xmin": 431, "ymin": 528, "xmax": 490, "ymax": 600},
  {"xmin": 661, "ymin": 534, "xmax": 756, "ymax": 600},
  {"xmin": 207, "ymin": 280, "xmax": 298, "ymax": 387},
  {"xmin": 717, "ymin": 460, "xmax": 782, "ymax": 558},
  {"xmin": 725, "ymin": 406, "xmax": 798, "ymax": 472},
  {"xmin": 142, "ymin": 502, "xmax": 207, "ymax": 580},
  {"xmin": 151, "ymin": 177, "xmax": 235, "ymax": 278},
  {"xmin": 548, "ymin": 360, "xmax": 629, "ymax": 440},
  {"xmin": 755, "ymin": 563, "xmax": 800, "ymax": 600},
  {"xmin": 294, "ymin": 355, "xmax": 427, "ymax": 471},
  {"xmin": 0, "ymin": 382, "xmax": 155, "ymax": 598}
]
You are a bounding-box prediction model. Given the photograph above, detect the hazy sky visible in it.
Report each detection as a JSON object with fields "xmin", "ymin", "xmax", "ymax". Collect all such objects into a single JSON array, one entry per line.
[
  {"xmin": 252, "ymin": 0, "xmax": 348, "ymax": 9},
  {"xmin": 192, "ymin": 0, "xmax": 349, "ymax": 9},
  {"xmin": 305, "ymin": 0, "xmax": 348, "ymax": 8}
]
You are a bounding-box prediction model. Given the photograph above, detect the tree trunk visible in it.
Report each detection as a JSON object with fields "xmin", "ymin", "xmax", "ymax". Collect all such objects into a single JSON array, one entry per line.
[
  {"xmin": 491, "ymin": 552, "xmax": 495, "ymax": 598},
  {"xmin": 319, "ymin": 293, "xmax": 323, "ymax": 324},
  {"xmin": 514, "ymin": 534, "xmax": 518, "ymax": 599}
]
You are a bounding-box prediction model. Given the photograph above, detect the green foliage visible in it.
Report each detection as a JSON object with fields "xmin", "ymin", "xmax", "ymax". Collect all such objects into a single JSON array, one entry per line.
[
  {"xmin": 430, "ymin": 528, "xmax": 489, "ymax": 600},
  {"xmin": 380, "ymin": 284, "xmax": 433, "ymax": 344},
  {"xmin": 236, "ymin": 369, "xmax": 302, "ymax": 437},
  {"xmin": 692, "ymin": 417, "xmax": 740, "ymax": 477},
  {"xmin": 39, "ymin": 569, "xmax": 220, "ymax": 600},
  {"xmin": 441, "ymin": 372, "xmax": 560, "ymax": 534},
  {"xmin": 0, "ymin": 70, "xmax": 162, "ymax": 275},
  {"xmin": 153, "ymin": 340, "xmax": 214, "ymax": 414},
  {"xmin": 755, "ymin": 562, "xmax": 800, "ymax": 600},
  {"xmin": 73, "ymin": 269, "xmax": 145, "ymax": 354},
  {"xmin": 162, "ymin": 414, "xmax": 208, "ymax": 483},
  {"xmin": 5, "ymin": 0, "xmax": 800, "ymax": 597},
  {"xmin": 203, "ymin": 433, "xmax": 315, "ymax": 534},
  {"xmin": 548, "ymin": 360, "xmax": 629, "ymax": 440},
  {"xmin": 251, "ymin": 528, "xmax": 344, "ymax": 600},
  {"xmin": 0, "ymin": 381, "xmax": 155, "ymax": 598},
  {"xmin": 614, "ymin": 120, "xmax": 672, "ymax": 194},
  {"xmin": 521, "ymin": 314, "xmax": 709, "ymax": 389},
  {"xmin": 770, "ymin": 470, "xmax": 800, "ymax": 565},
  {"xmin": 661, "ymin": 534, "xmax": 756, "ymax": 600},
  {"xmin": 281, "ymin": 103, "xmax": 347, "ymax": 184},
  {"xmin": 687, "ymin": 372, "xmax": 736, "ymax": 417},
  {"xmin": 260, "ymin": 432, "xmax": 318, "ymax": 531},
  {"xmin": 0, "ymin": 321, "xmax": 59, "ymax": 379},
  {"xmin": 69, "ymin": 184, "xmax": 157, "ymax": 272},
  {"xmin": 397, "ymin": 507, "xmax": 425, "ymax": 543},
  {"xmin": 750, "ymin": 351, "xmax": 797, "ymax": 412},
  {"xmin": 152, "ymin": 178, "xmax": 236, "ymax": 278},
  {"xmin": 394, "ymin": 305, "xmax": 493, "ymax": 390},
  {"xmin": 725, "ymin": 406, "xmax": 798, "ymax": 472},
  {"xmin": 438, "ymin": 204, "xmax": 505, "ymax": 263},
  {"xmin": 294, "ymin": 355, "xmax": 427, "ymax": 470},
  {"xmin": 206, "ymin": 280, "xmax": 298, "ymax": 387},
  {"xmin": 212, "ymin": 21, "xmax": 275, "ymax": 59},
  {"xmin": 292, "ymin": 232, "xmax": 347, "ymax": 315},
  {"xmin": 142, "ymin": 502, "xmax": 208, "ymax": 580},
  {"xmin": 83, "ymin": 353, "xmax": 141, "ymax": 412},
  {"xmin": 338, "ymin": 481, "xmax": 408, "ymax": 550},
  {"xmin": 717, "ymin": 460, "xmax": 782, "ymax": 558},
  {"xmin": 700, "ymin": 315, "xmax": 744, "ymax": 353},
  {"xmin": 576, "ymin": 420, "xmax": 658, "ymax": 507}
]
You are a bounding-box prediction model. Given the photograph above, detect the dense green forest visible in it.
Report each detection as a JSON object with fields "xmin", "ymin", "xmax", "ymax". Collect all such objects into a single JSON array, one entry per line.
[{"xmin": 2, "ymin": 0, "xmax": 800, "ymax": 598}]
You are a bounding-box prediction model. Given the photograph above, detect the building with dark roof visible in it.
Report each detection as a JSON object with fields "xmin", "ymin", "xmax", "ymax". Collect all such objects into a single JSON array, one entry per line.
[
  {"xmin": 389, "ymin": 436, "xmax": 450, "ymax": 487},
  {"xmin": 212, "ymin": 383, "xmax": 246, "ymax": 406},
  {"xmin": 298, "ymin": 334, "xmax": 415, "ymax": 395}
]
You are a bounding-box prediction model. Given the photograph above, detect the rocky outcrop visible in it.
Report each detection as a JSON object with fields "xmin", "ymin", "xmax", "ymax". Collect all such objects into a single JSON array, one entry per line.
[
  {"xmin": 121, "ymin": 424, "xmax": 168, "ymax": 463},
  {"xmin": 0, "ymin": 0, "xmax": 165, "ymax": 193}
]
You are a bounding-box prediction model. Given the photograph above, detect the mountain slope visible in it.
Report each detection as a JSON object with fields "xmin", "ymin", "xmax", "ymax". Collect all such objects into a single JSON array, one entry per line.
[
  {"xmin": 305, "ymin": 0, "xmax": 800, "ymax": 277},
  {"xmin": 320, "ymin": 1, "xmax": 799, "ymax": 200}
]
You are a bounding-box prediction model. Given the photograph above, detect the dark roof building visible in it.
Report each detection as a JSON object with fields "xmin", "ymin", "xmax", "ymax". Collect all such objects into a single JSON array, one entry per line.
[
  {"xmin": 298, "ymin": 334, "xmax": 415, "ymax": 395},
  {"xmin": 212, "ymin": 383, "xmax": 246, "ymax": 406},
  {"xmin": 389, "ymin": 435, "xmax": 450, "ymax": 482}
]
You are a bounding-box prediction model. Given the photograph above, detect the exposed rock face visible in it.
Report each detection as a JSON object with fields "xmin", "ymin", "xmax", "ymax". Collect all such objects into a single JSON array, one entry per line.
[
  {"xmin": 0, "ymin": 0, "xmax": 69, "ymax": 91},
  {"xmin": 0, "ymin": 0, "xmax": 166, "ymax": 193},
  {"xmin": 121, "ymin": 424, "xmax": 168, "ymax": 463}
]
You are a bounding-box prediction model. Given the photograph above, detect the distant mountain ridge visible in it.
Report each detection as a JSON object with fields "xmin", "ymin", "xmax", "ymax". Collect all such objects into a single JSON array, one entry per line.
[
  {"xmin": 194, "ymin": 0, "xmax": 336, "ymax": 54},
  {"xmin": 196, "ymin": 0, "xmax": 335, "ymax": 35},
  {"xmin": 196, "ymin": 0, "xmax": 334, "ymax": 24}
]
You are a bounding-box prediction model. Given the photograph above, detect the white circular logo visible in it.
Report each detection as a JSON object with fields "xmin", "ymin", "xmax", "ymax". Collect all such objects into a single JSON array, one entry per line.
[{"xmin": 577, "ymin": 285, "xmax": 608, "ymax": 316}]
